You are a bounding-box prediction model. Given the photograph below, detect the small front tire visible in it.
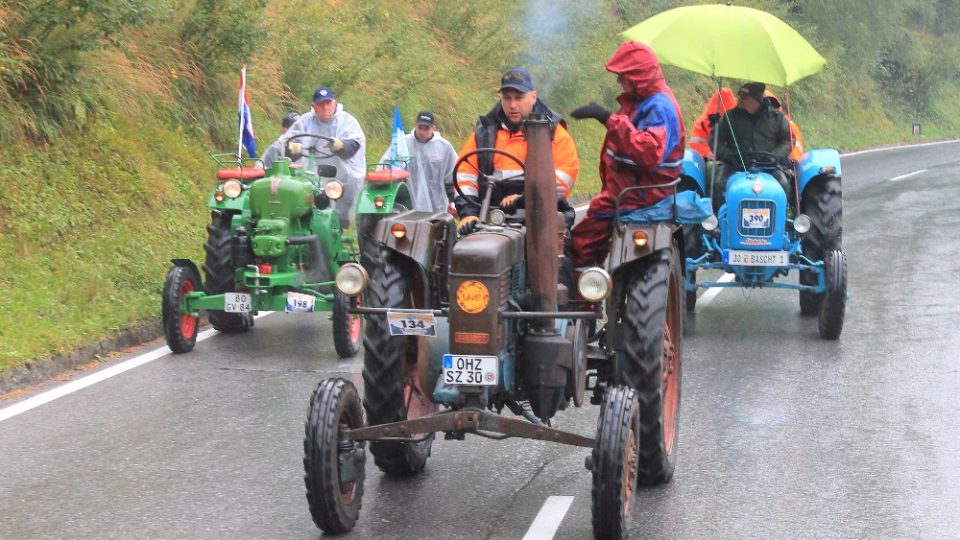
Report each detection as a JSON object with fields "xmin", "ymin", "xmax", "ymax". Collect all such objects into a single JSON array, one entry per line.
[
  {"xmin": 591, "ymin": 386, "xmax": 641, "ymax": 540},
  {"xmin": 817, "ymin": 249, "xmax": 847, "ymax": 340},
  {"xmin": 332, "ymin": 292, "xmax": 363, "ymax": 358},
  {"xmin": 162, "ymin": 265, "xmax": 201, "ymax": 354}
]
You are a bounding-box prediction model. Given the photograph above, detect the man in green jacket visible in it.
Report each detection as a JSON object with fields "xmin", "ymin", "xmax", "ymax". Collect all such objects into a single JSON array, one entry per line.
[{"xmin": 713, "ymin": 82, "xmax": 792, "ymax": 207}]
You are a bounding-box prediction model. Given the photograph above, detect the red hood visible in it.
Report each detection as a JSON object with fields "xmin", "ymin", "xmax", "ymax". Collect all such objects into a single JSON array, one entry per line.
[{"xmin": 605, "ymin": 41, "xmax": 666, "ymax": 98}]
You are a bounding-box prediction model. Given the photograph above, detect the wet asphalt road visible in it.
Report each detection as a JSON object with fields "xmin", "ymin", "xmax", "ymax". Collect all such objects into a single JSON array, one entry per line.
[{"xmin": 2, "ymin": 141, "xmax": 960, "ymax": 539}]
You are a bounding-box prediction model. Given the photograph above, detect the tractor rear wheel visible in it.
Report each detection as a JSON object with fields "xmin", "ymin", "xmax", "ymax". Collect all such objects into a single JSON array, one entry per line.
[
  {"xmin": 682, "ymin": 224, "xmax": 701, "ymax": 312},
  {"xmin": 362, "ymin": 250, "xmax": 437, "ymax": 475},
  {"xmin": 162, "ymin": 265, "xmax": 201, "ymax": 353},
  {"xmin": 818, "ymin": 249, "xmax": 847, "ymax": 340},
  {"xmin": 332, "ymin": 292, "xmax": 363, "ymax": 358},
  {"xmin": 618, "ymin": 243, "xmax": 682, "ymax": 485},
  {"xmin": 203, "ymin": 210, "xmax": 253, "ymax": 333},
  {"xmin": 304, "ymin": 378, "xmax": 366, "ymax": 534},
  {"xmin": 800, "ymin": 177, "xmax": 842, "ymax": 315},
  {"xmin": 591, "ymin": 385, "xmax": 640, "ymax": 540}
]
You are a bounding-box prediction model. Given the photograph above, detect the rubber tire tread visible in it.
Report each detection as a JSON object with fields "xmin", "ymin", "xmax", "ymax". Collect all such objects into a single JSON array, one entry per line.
[
  {"xmin": 162, "ymin": 265, "xmax": 200, "ymax": 354},
  {"xmin": 800, "ymin": 177, "xmax": 842, "ymax": 315},
  {"xmin": 818, "ymin": 249, "xmax": 847, "ymax": 340},
  {"xmin": 361, "ymin": 249, "xmax": 432, "ymax": 475},
  {"xmin": 332, "ymin": 292, "xmax": 362, "ymax": 358},
  {"xmin": 303, "ymin": 378, "xmax": 365, "ymax": 534},
  {"xmin": 203, "ymin": 210, "xmax": 253, "ymax": 333},
  {"xmin": 682, "ymin": 224, "xmax": 700, "ymax": 312},
  {"xmin": 620, "ymin": 245, "xmax": 681, "ymax": 485},
  {"xmin": 591, "ymin": 385, "xmax": 640, "ymax": 540}
]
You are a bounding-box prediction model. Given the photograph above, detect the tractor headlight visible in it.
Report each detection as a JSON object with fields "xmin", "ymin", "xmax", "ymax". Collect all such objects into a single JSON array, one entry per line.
[
  {"xmin": 794, "ymin": 213, "xmax": 811, "ymax": 234},
  {"xmin": 702, "ymin": 214, "xmax": 719, "ymax": 232},
  {"xmin": 335, "ymin": 263, "xmax": 369, "ymax": 297},
  {"xmin": 223, "ymin": 180, "xmax": 243, "ymax": 199},
  {"xmin": 578, "ymin": 268, "xmax": 612, "ymax": 302},
  {"xmin": 323, "ymin": 180, "xmax": 344, "ymax": 200}
]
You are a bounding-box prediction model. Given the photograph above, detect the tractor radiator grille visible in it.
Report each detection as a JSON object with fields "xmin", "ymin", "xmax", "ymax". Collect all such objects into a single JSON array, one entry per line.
[{"xmin": 737, "ymin": 199, "xmax": 776, "ymax": 237}]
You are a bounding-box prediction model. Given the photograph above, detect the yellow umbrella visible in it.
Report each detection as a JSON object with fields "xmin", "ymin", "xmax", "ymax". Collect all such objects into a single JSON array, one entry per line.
[{"xmin": 622, "ymin": 4, "xmax": 826, "ymax": 86}]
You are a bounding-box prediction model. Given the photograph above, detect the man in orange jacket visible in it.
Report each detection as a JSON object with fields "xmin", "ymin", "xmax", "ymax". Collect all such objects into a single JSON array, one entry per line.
[
  {"xmin": 454, "ymin": 68, "xmax": 580, "ymax": 235},
  {"xmin": 689, "ymin": 87, "xmax": 737, "ymax": 160},
  {"xmin": 764, "ymin": 90, "xmax": 805, "ymax": 160}
]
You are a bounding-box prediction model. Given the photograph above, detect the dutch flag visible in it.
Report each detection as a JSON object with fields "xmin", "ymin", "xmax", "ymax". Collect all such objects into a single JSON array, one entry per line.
[{"xmin": 237, "ymin": 65, "xmax": 256, "ymax": 158}]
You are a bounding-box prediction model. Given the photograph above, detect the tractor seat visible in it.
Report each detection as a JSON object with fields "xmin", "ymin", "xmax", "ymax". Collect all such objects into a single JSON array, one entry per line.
[
  {"xmin": 366, "ymin": 169, "xmax": 410, "ymax": 182},
  {"xmin": 217, "ymin": 167, "xmax": 266, "ymax": 180}
]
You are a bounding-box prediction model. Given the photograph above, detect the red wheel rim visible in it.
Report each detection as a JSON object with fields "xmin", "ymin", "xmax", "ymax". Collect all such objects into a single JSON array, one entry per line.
[
  {"xmin": 348, "ymin": 297, "xmax": 362, "ymax": 343},
  {"xmin": 661, "ymin": 270, "xmax": 681, "ymax": 453},
  {"xmin": 623, "ymin": 419, "xmax": 638, "ymax": 515},
  {"xmin": 179, "ymin": 279, "xmax": 198, "ymax": 339},
  {"xmin": 337, "ymin": 410, "xmax": 361, "ymax": 504}
]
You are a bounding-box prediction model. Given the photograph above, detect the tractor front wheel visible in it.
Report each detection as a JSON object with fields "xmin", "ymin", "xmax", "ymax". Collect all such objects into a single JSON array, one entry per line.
[
  {"xmin": 203, "ymin": 210, "xmax": 253, "ymax": 333},
  {"xmin": 618, "ymin": 244, "xmax": 682, "ymax": 485},
  {"xmin": 332, "ymin": 292, "xmax": 363, "ymax": 358},
  {"xmin": 162, "ymin": 265, "xmax": 201, "ymax": 354},
  {"xmin": 818, "ymin": 249, "xmax": 847, "ymax": 340},
  {"xmin": 304, "ymin": 378, "xmax": 366, "ymax": 534},
  {"xmin": 362, "ymin": 249, "xmax": 438, "ymax": 475},
  {"xmin": 591, "ymin": 385, "xmax": 641, "ymax": 540}
]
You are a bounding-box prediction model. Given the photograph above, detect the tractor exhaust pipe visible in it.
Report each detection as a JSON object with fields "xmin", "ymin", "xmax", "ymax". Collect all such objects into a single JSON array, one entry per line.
[{"xmin": 523, "ymin": 114, "xmax": 559, "ymax": 332}]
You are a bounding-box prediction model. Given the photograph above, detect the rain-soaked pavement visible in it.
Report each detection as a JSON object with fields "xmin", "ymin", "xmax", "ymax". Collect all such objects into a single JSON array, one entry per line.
[{"xmin": 2, "ymin": 141, "xmax": 959, "ymax": 539}]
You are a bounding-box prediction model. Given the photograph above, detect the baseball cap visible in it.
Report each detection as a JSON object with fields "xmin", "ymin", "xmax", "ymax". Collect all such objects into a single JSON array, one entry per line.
[
  {"xmin": 312, "ymin": 86, "xmax": 336, "ymax": 102},
  {"xmin": 737, "ymin": 82, "xmax": 765, "ymax": 102},
  {"xmin": 415, "ymin": 110, "xmax": 435, "ymax": 126},
  {"xmin": 500, "ymin": 68, "xmax": 534, "ymax": 93},
  {"xmin": 281, "ymin": 112, "xmax": 300, "ymax": 129}
]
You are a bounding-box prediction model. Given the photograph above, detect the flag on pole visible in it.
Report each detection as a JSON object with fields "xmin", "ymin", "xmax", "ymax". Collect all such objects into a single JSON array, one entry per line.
[
  {"xmin": 387, "ymin": 104, "xmax": 410, "ymax": 169},
  {"xmin": 237, "ymin": 65, "xmax": 256, "ymax": 159}
]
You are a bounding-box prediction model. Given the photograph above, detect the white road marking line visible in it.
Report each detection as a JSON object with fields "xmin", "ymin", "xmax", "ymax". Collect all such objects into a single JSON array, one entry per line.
[
  {"xmin": 0, "ymin": 313, "xmax": 273, "ymax": 423},
  {"xmin": 841, "ymin": 138, "xmax": 959, "ymax": 157},
  {"xmin": 889, "ymin": 169, "xmax": 927, "ymax": 182},
  {"xmin": 522, "ymin": 495, "xmax": 575, "ymax": 540},
  {"xmin": 695, "ymin": 272, "xmax": 736, "ymax": 313}
]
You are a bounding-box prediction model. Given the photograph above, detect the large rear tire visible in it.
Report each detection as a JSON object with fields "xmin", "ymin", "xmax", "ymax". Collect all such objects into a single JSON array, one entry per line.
[
  {"xmin": 362, "ymin": 250, "xmax": 438, "ymax": 475},
  {"xmin": 303, "ymin": 378, "xmax": 366, "ymax": 534},
  {"xmin": 162, "ymin": 265, "xmax": 201, "ymax": 354},
  {"xmin": 591, "ymin": 386, "xmax": 641, "ymax": 540},
  {"xmin": 203, "ymin": 210, "xmax": 253, "ymax": 333},
  {"xmin": 818, "ymin": 249, "xmax": 847, "ymax": 340},
  {"xmin": 618, "ymin": 244, "xmax": 682, "ymax": 485},
  {"xmin": 800, "ymin": 177, "xmax": 842, "ymax": 315},
  {"xmin": 332, "ymin": 292, "xmax": 363, "ymax": 358}
]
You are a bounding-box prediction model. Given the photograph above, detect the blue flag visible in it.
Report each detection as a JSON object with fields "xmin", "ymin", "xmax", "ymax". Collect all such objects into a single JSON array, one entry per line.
[{"xmin": 387, "ymin": 104, "xmax": 410, "ymax": 169}]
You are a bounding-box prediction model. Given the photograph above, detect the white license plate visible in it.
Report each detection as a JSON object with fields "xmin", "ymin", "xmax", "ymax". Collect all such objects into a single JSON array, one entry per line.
[
  {"xmin": 388, "ymin": 311, "xmax": 437, "ymax": 336},
  {"xmin": 285, "ymin": 292, "xmax": 316, "ymax": 312},
  {"xmin": 724, "ymin": 250, "xmax": 789, "ymax": 267},
  {"xmin": 224, "ymin": 292, "xmax": 252, "ymax": 313},
  {"xmin": 442, "ymin": 355, "xmax": 498, "ymax": 386},
  {"xmin": 741, "ymin": 207, "xmax": 771, "ymax": 229}
]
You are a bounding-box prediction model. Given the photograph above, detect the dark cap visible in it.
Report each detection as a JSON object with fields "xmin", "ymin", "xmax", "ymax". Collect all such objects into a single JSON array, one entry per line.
[
  {"xmin": 415, "ymin": 110, "xmax": 435, "ymax": 126},
  {"xmin": 312, "ymin": 86, "xmax": 336, "ymax": 102},
  {"xmin": 737, "ymin": 82, "xmax": 765, "ymax": 102},
  {"xmin": 500, "ymin": 68, "xmax": 534, "ymax": 93},
  {"xmin": 281, "ymin": 112, "xmax": 300, "ymax": 129}
]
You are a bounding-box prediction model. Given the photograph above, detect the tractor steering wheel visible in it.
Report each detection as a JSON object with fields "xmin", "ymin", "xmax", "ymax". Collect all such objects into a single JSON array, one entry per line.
[
  {"xmin": 745, "ymin": 150, "xmax": 779, "ymax": 168},
  {"xmin": 452, "ymin": 148, "xmax": 526, "ymax": 206},
  {"xmin": 284, "ymin": 132, "xmax": 336, "ymax": 161}
]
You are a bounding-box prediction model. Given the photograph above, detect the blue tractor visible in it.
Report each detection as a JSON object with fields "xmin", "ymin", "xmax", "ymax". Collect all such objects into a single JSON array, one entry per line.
[{"xmin": 680, "ymin": 148, "xmax": 846, "ymax": 339}]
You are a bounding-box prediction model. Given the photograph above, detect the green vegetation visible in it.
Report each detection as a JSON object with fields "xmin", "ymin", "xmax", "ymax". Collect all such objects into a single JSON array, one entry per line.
[{"xmin": 2, "ymin": 0, "xmax": 958, "ymax": 371}]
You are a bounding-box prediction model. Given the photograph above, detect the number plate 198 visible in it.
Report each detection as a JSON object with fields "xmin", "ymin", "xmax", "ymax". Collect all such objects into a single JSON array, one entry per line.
[{"xmin": 442, "ymin": 355, "xmax": 498, "ymax": 386}]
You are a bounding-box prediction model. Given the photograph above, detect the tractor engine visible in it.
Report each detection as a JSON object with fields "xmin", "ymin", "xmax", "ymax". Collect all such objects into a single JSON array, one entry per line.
[{"xmin": 247, "ymin": 176, "xmax": 316, "ymax": 258}]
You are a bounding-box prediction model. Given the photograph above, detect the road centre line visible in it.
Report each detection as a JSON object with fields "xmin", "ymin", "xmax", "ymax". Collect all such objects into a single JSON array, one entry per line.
[
  {"xmin": 522, "ymin": 495, "xmax": 575, "ymax": 540},
  {"xmin": 889, "ymin": 169, "xmax": 927, "ymax": 182},
  {"xmin": 695, "ymin": 273, "xmax": 737, "ymax": 312}
]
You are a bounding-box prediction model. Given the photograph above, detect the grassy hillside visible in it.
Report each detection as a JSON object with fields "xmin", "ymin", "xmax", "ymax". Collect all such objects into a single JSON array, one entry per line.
[{"xmin": 1, "ymin": 0, "xmax": 958, "ymax": 371}]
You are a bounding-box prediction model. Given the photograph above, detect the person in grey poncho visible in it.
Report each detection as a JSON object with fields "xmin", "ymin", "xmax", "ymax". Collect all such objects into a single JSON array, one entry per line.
[
  {"xmin": 269, "ymin": 86, "xmax": 366, "ymax": 228},
  {"xmin": 377, "ymin": 110, "xmax": 457, "ymax": 213}
]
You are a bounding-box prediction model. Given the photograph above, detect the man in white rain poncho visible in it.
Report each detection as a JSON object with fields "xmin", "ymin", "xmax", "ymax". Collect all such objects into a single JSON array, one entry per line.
[
  {"xmin": 271, "ymin": 86, "xmax": 366, "ymax": 228},
  {"xmin": 377, "ymin": 110, "xmax": 457, "ymax": 213}
]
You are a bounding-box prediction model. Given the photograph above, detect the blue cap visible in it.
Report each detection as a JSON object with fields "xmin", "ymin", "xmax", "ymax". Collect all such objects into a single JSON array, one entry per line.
[
  {"xmin": 500, "ymin": 68, "xmax": 534, "ymax": 93},
  {"xmin": 312, "ymin": 86, "xmax": 336, "ymax": 102}
]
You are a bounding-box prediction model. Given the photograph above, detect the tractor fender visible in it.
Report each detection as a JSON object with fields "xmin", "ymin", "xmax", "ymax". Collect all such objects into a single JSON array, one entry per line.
[
  {"xmin": 606, "ymin": 222, "xmax": 680, "ymax": 277},
  {"xmin": 170, "ymin": 259, "xmax": 203, "ymax": 282},
  {"xmin": 373, "ymin": 211, "xmax": 457, "ymax": 307},
  {"xmin": 797, "ymin": 148, "xmax": 842, "ymax": 197},
  {"xmin": 680, "ymin": 149, "xmax": 707, "ymax": 194},
  {"xmin": 356, "ymin": 175, "xmax": 413, "ymax": 215}
]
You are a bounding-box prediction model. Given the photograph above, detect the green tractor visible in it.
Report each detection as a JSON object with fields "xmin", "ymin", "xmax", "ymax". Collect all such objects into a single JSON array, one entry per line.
[{"xmin": 161, "ymin": 133, "xmax": 363, "ymax": 358}]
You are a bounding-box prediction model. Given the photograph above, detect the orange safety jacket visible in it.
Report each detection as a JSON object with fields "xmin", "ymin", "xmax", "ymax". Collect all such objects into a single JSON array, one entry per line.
[
  {"xmin": 765, "ymin": 90, "xmax": 805, "ymax": 160},
  {"xmin": 455, "ymin": 102, "xmax": 579, "ymax": 218},
  {"xmin": 689, "ymin": 87, "xmax": 737, "ymax": 159}
]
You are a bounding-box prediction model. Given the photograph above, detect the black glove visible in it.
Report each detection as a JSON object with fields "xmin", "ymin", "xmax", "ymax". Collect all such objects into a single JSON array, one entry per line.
[
  {"xmin": 707, "ymin": 113, "xmax": 721, "ymax": 127},
  {"xmin": 458, "ymin": 215, "xmax": 479, "ymax": 236},
  {"xmin": 500, "ymin": 194, "xmax": 523, "ymax": 214},
  {"xmin": 570, "ymin": 103, "xmax": 611, "ymax": 125}
]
